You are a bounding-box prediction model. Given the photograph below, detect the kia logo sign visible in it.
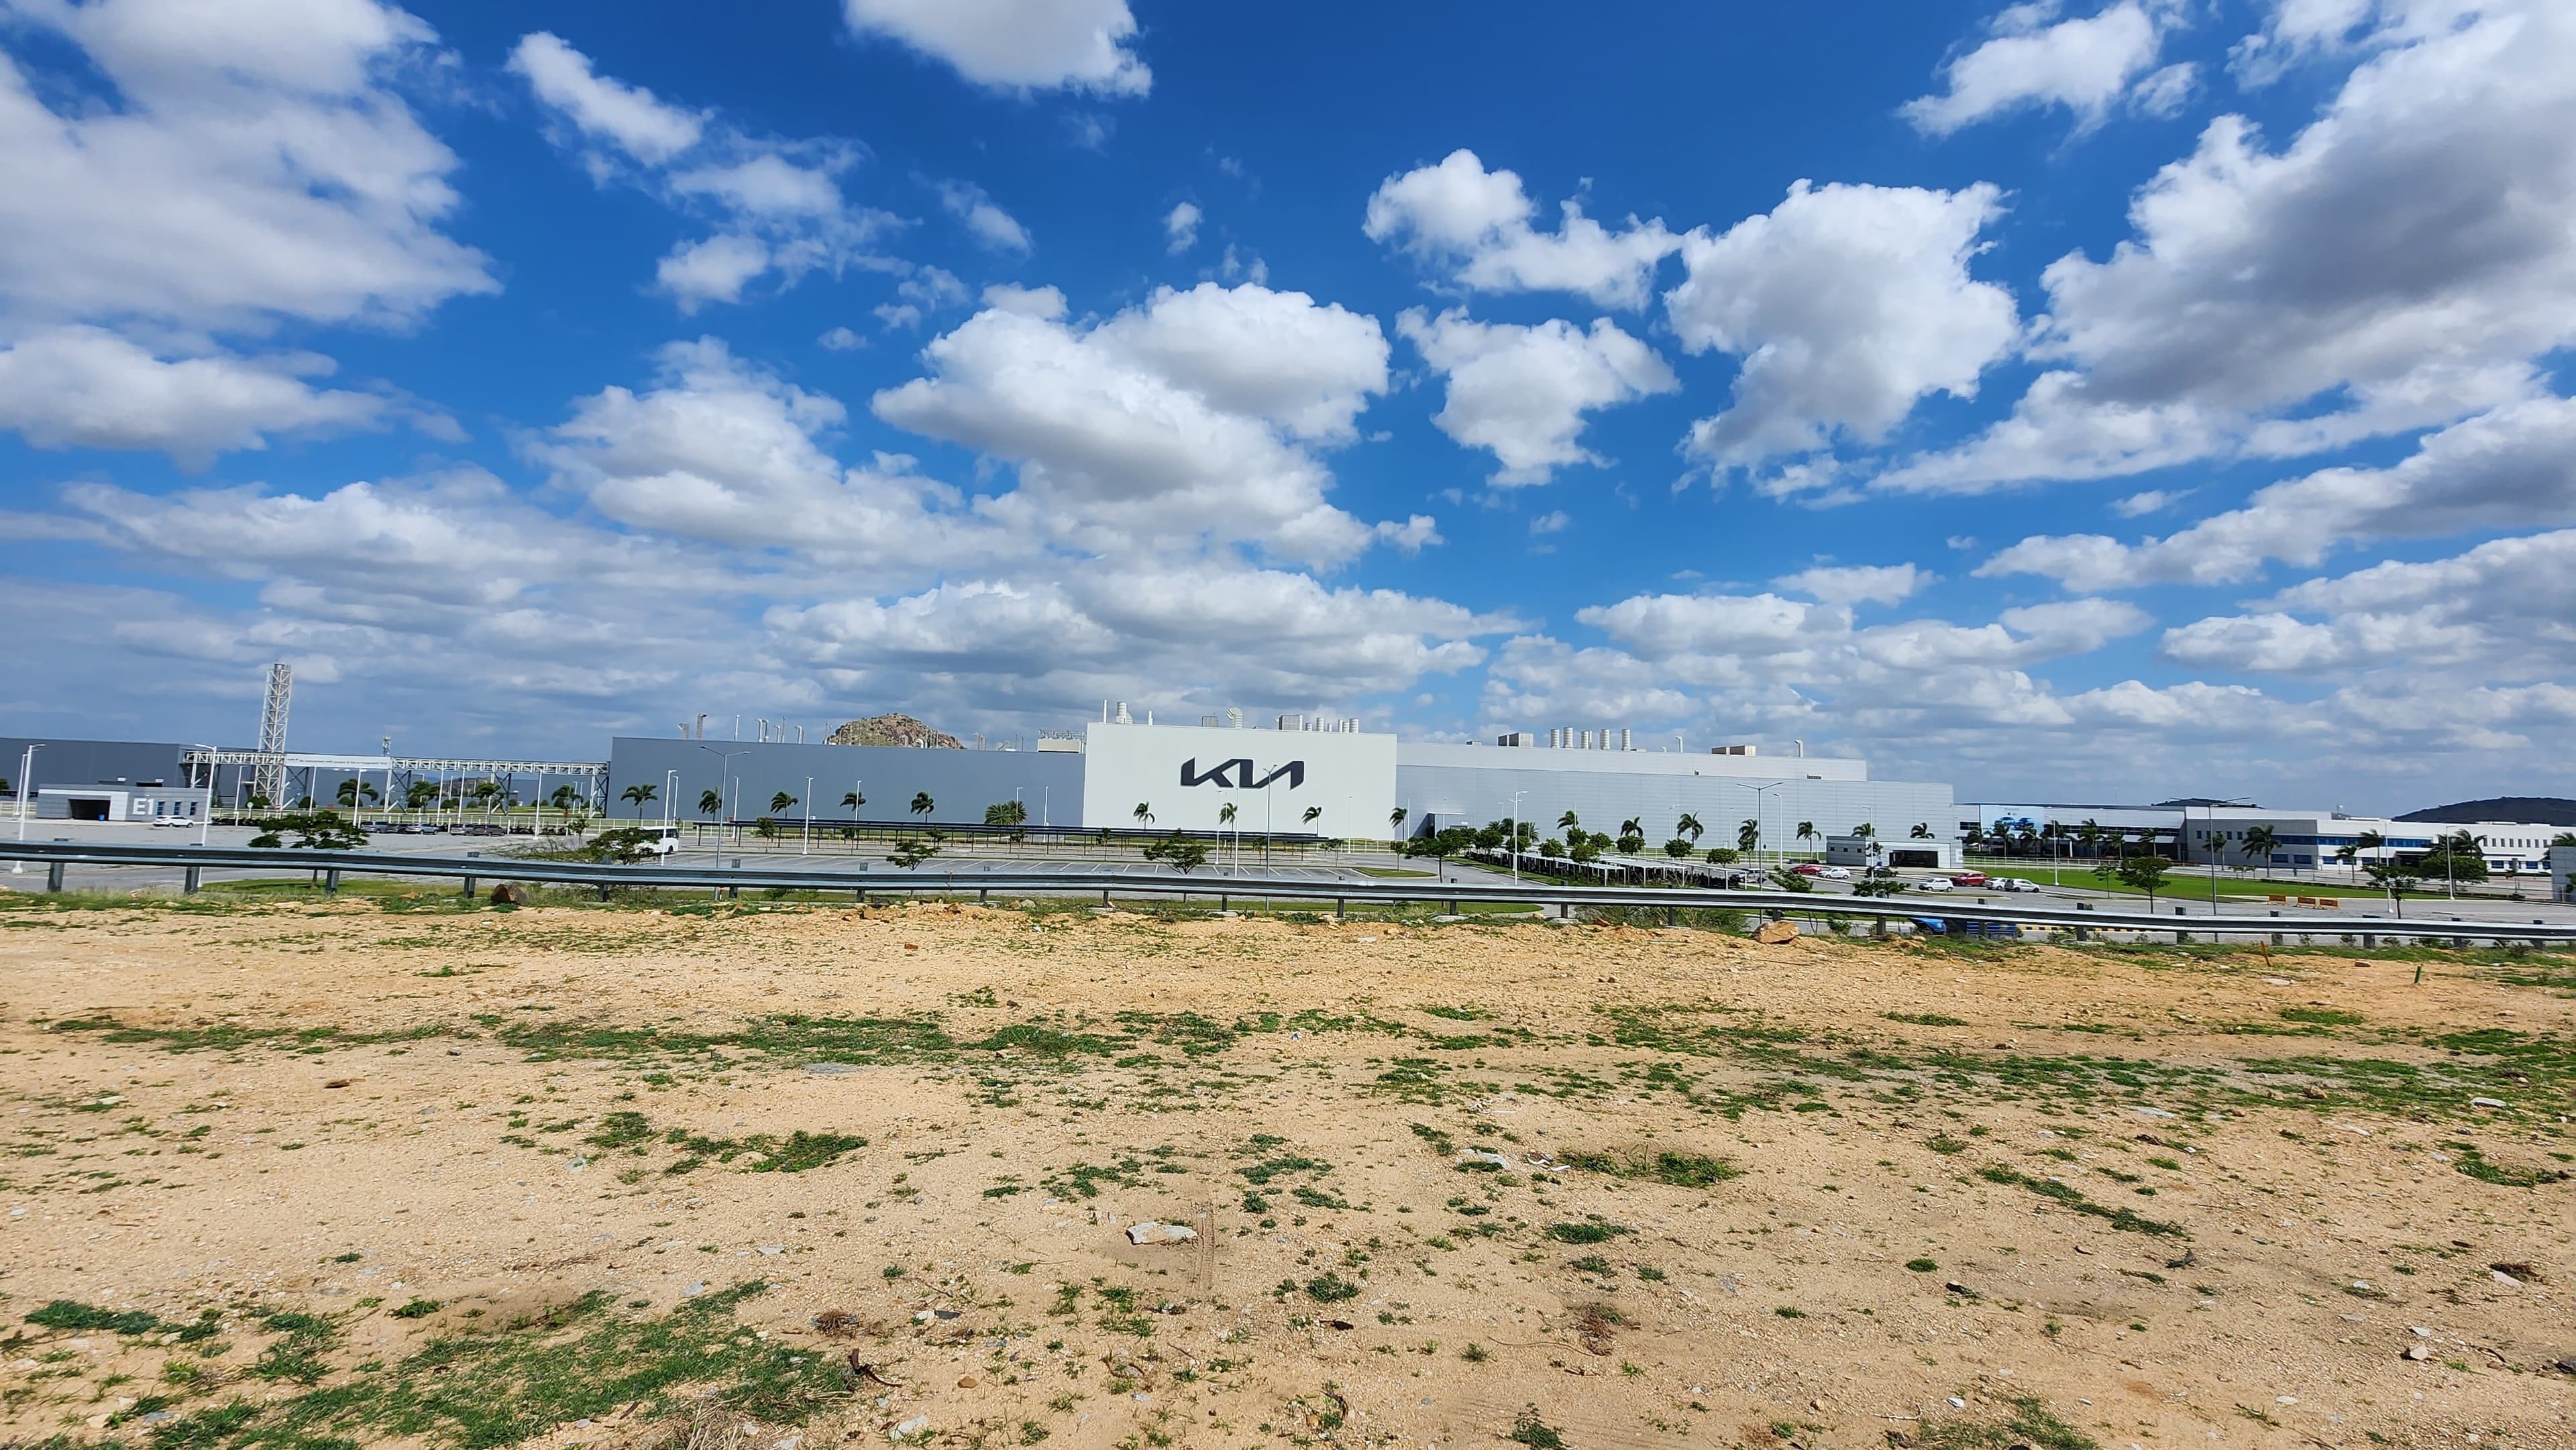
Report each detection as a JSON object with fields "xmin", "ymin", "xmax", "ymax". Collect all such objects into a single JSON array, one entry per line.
[{"xmin": 1180, "ymin": 757, "xmax": 1304, "ymax": 790}]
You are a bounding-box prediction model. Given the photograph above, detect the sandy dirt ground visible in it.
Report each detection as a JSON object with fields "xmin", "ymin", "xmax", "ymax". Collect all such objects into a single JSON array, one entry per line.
[{"xmin": 1, "ymin": 897, "xmax": 2571, "ymax": 1450}]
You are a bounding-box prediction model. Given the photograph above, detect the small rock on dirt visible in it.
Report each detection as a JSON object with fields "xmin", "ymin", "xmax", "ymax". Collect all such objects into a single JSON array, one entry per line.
[
  {"xmin": 1752, "ymin": 919, "xmax": 1800, "ymax": 945},
  {"xmin": 1126, "ymin": 1221, "xmax": 1197, "ymax": 1245},
  {"xmin": 488, "ymin": 883, "xmax": 529, "ymax": 905},
  {"xmin": 2404, "ymin": 1345, "xmax": 2433, "ymax": 1361}
]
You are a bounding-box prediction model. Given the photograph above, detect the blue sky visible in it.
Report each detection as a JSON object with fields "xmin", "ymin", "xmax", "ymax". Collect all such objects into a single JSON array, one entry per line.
[{"xmin": 3, "ymin": 0, "xmax": 2571, "ymax": 812}]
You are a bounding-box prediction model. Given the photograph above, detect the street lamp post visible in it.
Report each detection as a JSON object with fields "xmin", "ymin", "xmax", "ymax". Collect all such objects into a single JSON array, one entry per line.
[
  {"xmin": 1747, "ymin": 781, "xmax": 1781, "ymax": 871},
  {"xmin": 1502, "ymin": 791, "xmax": 1526, "ymax": 882},
  {"xmin": 663, "ymin": 770, "xmax": 678, "ymax": 833},
  {"xmin": 13, "ymin": 742, "xmax": 42, "ymax": 869},
  {"xmin": 697, "ymin": 745, "xmax": 747, "ymax": 856},
  {"xmin": 803, "ymin": 775, "xmax": 813, "ymax": 855},
  {"xmin": 2202, "ymin": 797, "xmax": 2255, "ymax": 914}
]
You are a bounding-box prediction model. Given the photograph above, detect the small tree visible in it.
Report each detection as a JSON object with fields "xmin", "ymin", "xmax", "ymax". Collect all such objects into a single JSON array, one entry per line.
[
  {"xmin": 1132, "ymin": 801, "xmax": 1155, "ymax": 828},
  {"xmin": 888, "ymin": 837, "xmax": 941, "ymax": 869},
  {"xmin": 1557, "ymin": 810, "xmax": 1580, "ymax": 839},
  {"xmin": 1676, "ymin": 812, "xmax": 1705, "ymax": 845},
  {"xmin": 910, "ymin": 791, "xmax": 934, "ymax": 824},
  {"xmin": 770, "ymin": 790, "xmax": 796, "ymax": 816},
  {"xmin": 1766, "ymin": 865, "xmax": 1814, "ymax": 893},
  {"xmin": 842, "ymin": 789, "xmax": 865, "ymax": 816},
  {"xmin": 1737, "ymin": 818, "xmax": 1761, "ymax": 854},
  {"xmin": 1162, "ymin": 837, "xmax": 1210, "ymax": 873},
  {"xmin": 1664, "ymin": 837, "xmax": 1694, "ymax": 858},
  {"xmin": 623, "ymin": 783, "xmax": 658, "ymax": 816},
  {"xmin": 1795, "ymin": 820, "xmax": 1817, "ymax": 856},
  {"xmin": 1703, "ymin": 846, "xmax": 1739, "ymax": 865},
  {"xmin": 699, "ymin": 788, "xmax": 723, "ymax": 820},
  {"xmin": 1301, "ymin": 805, "xmax": 1324, "ymax": 832},
  {"xmin": 1909, "ymin": 822, "xmax": 1932, "ymax": 840},
  {"xmin": 1389, "ymin": 805, "xmax": 1408, "ymax": 839},
  {"xmin": 550, "ymin": 784, "xmax": 582, "ymax": 813},
  {"xmin": 2362, "ymin": 860, "xmax": 2420, "ymax": 915},
  {"xmin": 984, "ymin": 799, "xmax": 1028, "ymax": 827},
  {"xmin": 2114, "ymin": 851, "xmax": 2171, "ymax": 909},
  {"xmin": 1401, "ymin": 826, "xmax": 1479, "ymax": 877}
]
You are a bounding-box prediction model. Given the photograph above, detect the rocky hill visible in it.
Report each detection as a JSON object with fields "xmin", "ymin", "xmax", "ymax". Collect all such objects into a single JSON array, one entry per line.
[
  {"xmin": 827, "ymin": 713, "xmax": 963, "ymax": 749},
  {"xmin": 2397, "ymin": 797, "xmax": 2576, "ymax": 826}
]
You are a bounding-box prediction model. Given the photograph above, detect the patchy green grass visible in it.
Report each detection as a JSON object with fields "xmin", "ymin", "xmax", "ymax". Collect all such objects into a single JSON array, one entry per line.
[
  {"xmin": 1978, "ymin": 1164, "xmax": 2187, "ymax": 1237},
  {"xmin": 1914, "ymin": 1392, "xmax": 2099, "ymax": 1450},
  {"xmin": 1556, "ymin": 1148, "xmax": 1739, "ymax": 1187},
  {"xmin": 141, "ymin": 1282, "xmax": 841, "ymax": 1450}
]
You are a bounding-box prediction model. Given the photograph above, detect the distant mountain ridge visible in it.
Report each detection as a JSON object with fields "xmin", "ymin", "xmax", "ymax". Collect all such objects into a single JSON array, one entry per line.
[
  {"xmin": 827, "ymin": 713, "xmax": 962, "ymax": 749},
  {"xmin": 2397, "ymin": 797, "xmax": 2576, "ymax": 826}
]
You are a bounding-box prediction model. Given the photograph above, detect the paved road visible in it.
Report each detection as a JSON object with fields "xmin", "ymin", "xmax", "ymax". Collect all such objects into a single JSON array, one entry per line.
[{"xmin": 0, "ymin": 823, "xmax": 1396, "ymax": 897}]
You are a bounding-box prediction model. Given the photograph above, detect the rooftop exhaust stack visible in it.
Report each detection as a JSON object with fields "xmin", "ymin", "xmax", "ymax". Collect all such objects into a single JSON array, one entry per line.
[
  {"xmin": 1226, "ymin": 707, "xmax": 1244, "ymax": 729},
  {"xmin": 1114, "ymin": 702, "xmax": 1132, "ymax": 724}
]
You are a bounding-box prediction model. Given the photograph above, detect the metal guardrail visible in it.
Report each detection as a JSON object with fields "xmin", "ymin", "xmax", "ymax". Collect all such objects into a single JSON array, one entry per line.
[{"xmin": 1, "ymin": 839, "xmax": 2569, "ymax": 944}]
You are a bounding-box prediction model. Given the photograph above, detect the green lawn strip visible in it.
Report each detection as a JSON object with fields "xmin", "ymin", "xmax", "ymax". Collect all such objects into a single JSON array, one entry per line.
[{"xmin": 146, "ymin": 1282, "xmax": 841, "ymax": 1450}]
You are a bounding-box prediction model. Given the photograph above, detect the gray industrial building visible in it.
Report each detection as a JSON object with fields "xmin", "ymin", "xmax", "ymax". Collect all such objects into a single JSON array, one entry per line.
[
  {"xmin": 605, "ymin": 736, "xmax": 1085, "ymax": 829},
  {"xmin": 604, "ymin": 724, "xmax": 1953, "ymax": 848}
]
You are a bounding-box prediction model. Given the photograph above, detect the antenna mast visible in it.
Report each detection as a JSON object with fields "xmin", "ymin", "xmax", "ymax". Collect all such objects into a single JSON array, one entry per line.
[{"xmin": 253, "ymin": 663, "xmax": 292, "ymax": 805}]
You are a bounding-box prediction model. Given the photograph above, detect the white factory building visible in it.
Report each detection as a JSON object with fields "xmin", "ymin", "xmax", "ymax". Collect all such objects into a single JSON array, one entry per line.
[{"xmin": 1071, "ymin": 717, "xmax": 1954, "ymax": 850}]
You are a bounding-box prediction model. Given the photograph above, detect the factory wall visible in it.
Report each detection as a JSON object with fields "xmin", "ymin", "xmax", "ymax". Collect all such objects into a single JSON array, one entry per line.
[
  {"xmin": 604, "ymin": 737, "xmax": 1085, "ymax": 828},
  {"xmin": 1393, "ymin": 762, "xmax": 1953, "ymax": 850},
  {"xmin": 1079, "ymin": 722, "xmax": 1395, "ymax": 835}
]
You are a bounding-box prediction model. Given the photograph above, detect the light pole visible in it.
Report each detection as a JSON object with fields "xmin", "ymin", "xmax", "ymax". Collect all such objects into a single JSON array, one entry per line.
[
  {"xmin": 803, "ymin": 775, "xmax": 813, "ymax": 855},
  {"xmin": 663, "ymin": 770, "xmax": 678, "ymax": 833},
  {"xmin": 197, "ymin": 748, "xmax": 215, "ymax": 846},
  {"xmin": 2202, "ymin": 797, "xmax": 2255, "ymax": 915},
  {"xmin": 697, "ymin": 745, "xmax": 747, "ymax": 856},
  {"xmin": 1748, "ymin": 781, "xmax": 1782, "ymax": 870},
  {"xmin": 13, "ymin": 742, "xmax": 42, "ymax": 867},
  {"xmin": 1502, "ymin": 791, "xmax": 1525, "ymax": 882}
]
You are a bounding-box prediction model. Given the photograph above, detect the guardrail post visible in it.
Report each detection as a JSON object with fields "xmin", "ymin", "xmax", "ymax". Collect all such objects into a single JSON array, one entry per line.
[
  {"xmin": 1666, "ymin": 905, "xmax": 1678, "ymax": 928},
  {"xmin": 182, "ymin": 866, "xmax": 201, "ymax": 895},
  {"xmin": 462, "ymin": 850, "xmax": 478, "ymax": 900},
  {"xmin": 46, "ymin": 861, "xmax": 65, "ymax": 893},
  {"xmin": 323, "ymin": 868, "xmax": 339, "ymax": 895},
  {"xmin": 979, "ymin": 888, "xmax": 988, "ymax": 904},
  {"xmin": 1334, "ymin": 897, "xmax": 1344, "ymax": 919}
]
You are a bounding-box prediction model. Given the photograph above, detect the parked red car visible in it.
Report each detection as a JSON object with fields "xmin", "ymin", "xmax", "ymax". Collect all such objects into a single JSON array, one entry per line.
[
  {"xmin": 1790, "ymin": 862, "xmax": 1825, "ymax": 875},
  {"xmin": 1949, "ymin": 871, "xmax": 1989, "ymax": 886}
]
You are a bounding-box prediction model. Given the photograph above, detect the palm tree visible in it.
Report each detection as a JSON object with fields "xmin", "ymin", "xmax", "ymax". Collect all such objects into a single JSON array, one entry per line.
[
  {"xmin": 1852, "ymin": 821, "xmax": 1876, "ymax": 842},
  {"xmin": 1676, "ymin": 812, "xmax": 1705, "ymax": 845},
  {"xmin": 549, "ymin": 784, "xmax": 580, "ymax": 812},
  {"xmin": 2337, "ymin": 828, "xmax": 2384, "ymax": 881},
  {"xmin": 1737, "ymin": 818, "xmax": 1761, "ymax": 854},
  {"xmin": 1619, "ymin": 816, "xmax": 1643, "ymax": 840},
  {"xmin": 910, "ymin": 791, "xmax": 934, "ymax": 824},
  {"xmin": 622, "ymin": 783, "xmax": 657, "ymax": 816},
  {"xmin": 1301, "ymin": 805, "xmax": 1322, "ymax": 831},
  {"xmin": 1219, "ymin": 801, "xmax": 1239, "ymax": 828},
  {"xmin": 1558, "ymin": 810, "xmax": 1580, "ymax": 838},
  {"xmin": 769, "ymin": 790, "xmax": 796, "ymax": 816},
  {"xmin": 699, "ymin": 788, "xmax": 723, "ymax": 820},
  {"xmin": 2241, "ymin": 824, "xmax": 2279, "ymax": 879},
  {"xmin": 2076, "ymin": 819, "xmax": 2102, "ymax": 862},
  {"xmin": 1909, "ymin": 822, "xmax": 1932, "ymax": 839},
  {"xmin": 842, "ymin": 789, "xmax": 865, "ymax": 815},
  {"xmin": 1795, "ymin": 820, "xmax": 1817, "ymax": 856},
  {"xmin": 1388, "ymin": 805, "xmax": 1407, "ymax": 838}
]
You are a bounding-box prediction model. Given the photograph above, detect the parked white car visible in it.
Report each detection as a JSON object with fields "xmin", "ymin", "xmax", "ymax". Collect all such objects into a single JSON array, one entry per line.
[
  {"xmin": 1913, "ymin": 877, "xmax": 1954, "ymax": 893},
  {"xmin": 1819, "ymin": 865, "xmax": 1852, "ymax": 879}
]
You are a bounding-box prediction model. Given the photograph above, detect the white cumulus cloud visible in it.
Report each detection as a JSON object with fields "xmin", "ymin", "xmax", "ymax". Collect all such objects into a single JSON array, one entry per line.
[
  {"xmin": 842, "ymin": 0, "xmax": 1149, "ymax": 96},
  {"xmin": 1665, "ymin": 180, "xmax": 2019, "ymax": 474},
  {"xmin": 1364, "ymin": 150, "xmax": 1679, "ymax": 310},
  {"xmin": 1395, "ymin": 309, "xmax": 1677, "ymax": 486},
  {"xmin": 1902, "ymin": 2, "xmax": 2174, "ymax": 136}
]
